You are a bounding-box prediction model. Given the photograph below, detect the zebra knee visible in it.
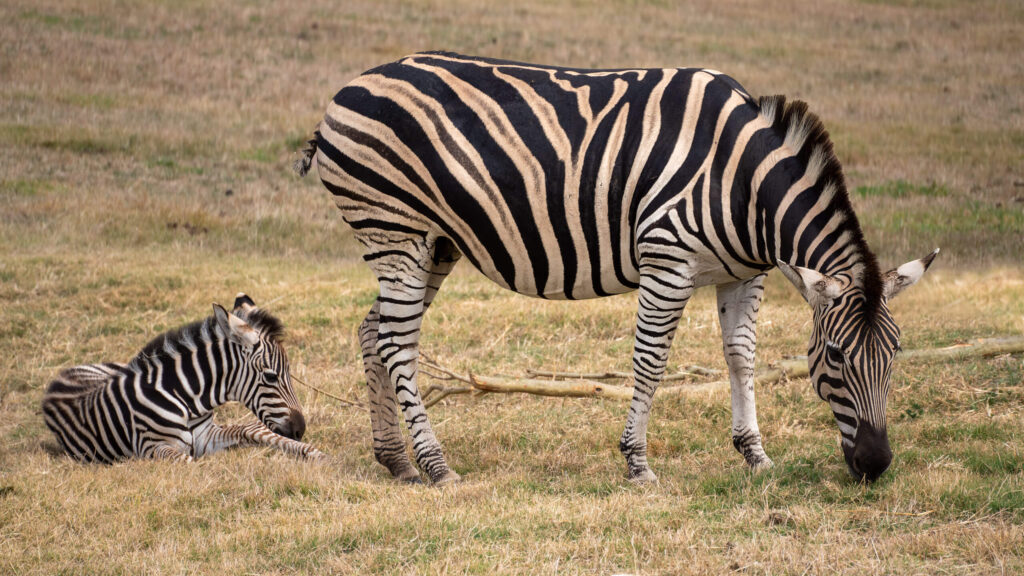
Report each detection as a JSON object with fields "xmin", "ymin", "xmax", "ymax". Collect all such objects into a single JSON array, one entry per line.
[{"xmin": 358, "ymin": 309, "xmax": 380, "ymax": 354}]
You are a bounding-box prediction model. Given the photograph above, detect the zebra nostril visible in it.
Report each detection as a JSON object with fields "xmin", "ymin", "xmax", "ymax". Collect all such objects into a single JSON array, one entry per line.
[{"xmin": 288, "ymin": 410, "xmax": 306, "ymax": 441}]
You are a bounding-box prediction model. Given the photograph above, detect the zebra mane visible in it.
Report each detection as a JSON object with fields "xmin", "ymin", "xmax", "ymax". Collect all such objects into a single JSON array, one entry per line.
[
  {"xmin": 130, "ymin": 308, "xmax": 285, "ymax": 367},
  {"xmin": 756, "ymin": 95, "xmax": 885, "ymax": 319},
  {"xmin": 240, "ymin": 308, "xmax": 285, "ymax": 342},
  {"xmin": 132, "ymin": 319, "xmax": 209, "ymax": 366}
]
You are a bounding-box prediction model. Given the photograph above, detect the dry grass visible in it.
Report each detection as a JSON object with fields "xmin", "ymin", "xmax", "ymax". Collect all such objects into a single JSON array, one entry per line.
[{"xmin": 1, "ymin": 0, "xmax": 1022, "ymax": 574}]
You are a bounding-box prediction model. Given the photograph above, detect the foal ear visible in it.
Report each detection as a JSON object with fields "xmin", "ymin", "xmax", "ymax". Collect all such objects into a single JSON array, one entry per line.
[
  {"xmin": 213, "ymin": 303, "xmax": 260, "ymax": 348},
  {"xmin": 883, "ymin": 249, "xmax": 940, "ymax": 301},
  {"xmin": 778, "ymin": 261, "xmax": 842, "ymax": 308},
  {"xmin": 233, "ymin": 293, "xmax": 257, "ymax": 315}
]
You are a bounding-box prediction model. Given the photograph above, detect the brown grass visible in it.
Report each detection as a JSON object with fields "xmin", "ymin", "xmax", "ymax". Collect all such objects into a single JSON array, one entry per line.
[{"xmin": 1, "ymin": 0, "xmax": 1022, "ymax": 574}]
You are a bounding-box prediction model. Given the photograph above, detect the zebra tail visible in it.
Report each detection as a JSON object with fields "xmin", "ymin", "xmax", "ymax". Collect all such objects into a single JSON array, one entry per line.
[{"xmin": 293, "ymin": 123, "xmax": 321, "ymax": 177}]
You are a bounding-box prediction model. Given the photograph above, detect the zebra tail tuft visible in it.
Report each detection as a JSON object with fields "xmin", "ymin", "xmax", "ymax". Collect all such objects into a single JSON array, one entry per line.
[{"xmin": 293, "ymin": 124, "xmax": 321, "ymax": 177}]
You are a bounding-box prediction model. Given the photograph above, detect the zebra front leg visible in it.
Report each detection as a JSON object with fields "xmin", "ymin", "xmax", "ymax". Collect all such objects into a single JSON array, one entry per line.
[
  {"xmin": 717, "ymin": 274, "xmax": 773, "ymax": 471},
  {"xmin": 372, "ymin": 242, "xmax": 459, "ymax": 485},
  {"xmin": 361, "ymin": 299, "xmax": 421, "ymax": 483},
  {"xmin": 190, "ymin": 414, "xmax": 325, "ymax": 461},
  {"xmin": 620, "ymin": 270, "xmax": 693, "ymax": 484}
]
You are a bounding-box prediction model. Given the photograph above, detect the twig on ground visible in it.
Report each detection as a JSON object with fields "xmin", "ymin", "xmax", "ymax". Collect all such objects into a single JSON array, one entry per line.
[
  {"xmin": 525, "ymin": 365, "xmax": 721, "ymax": 382},
  {"xmin": 423, "ymin": 384, "xmax": 475, "ymax": 408},
  {"xmin": 416, "ymin": 336, "xmax": 1024, "ymax": 405},
  {"xmin": 420, "ymin": 354, "xmax": 485, "ymax": 407},
  {"xmin": 290, "ymin": 374, "xmax": 364, "ymax": 408}
]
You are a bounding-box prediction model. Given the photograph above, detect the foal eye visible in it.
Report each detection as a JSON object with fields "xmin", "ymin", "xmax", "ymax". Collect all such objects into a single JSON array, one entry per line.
[{"xmin": 263, "ymin": 370, "xmax": 279, "ymax": 384}]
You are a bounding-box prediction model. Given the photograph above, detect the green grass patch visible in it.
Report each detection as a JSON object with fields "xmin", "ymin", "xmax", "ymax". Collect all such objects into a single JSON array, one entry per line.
[{"xmin": 855, "ymin": 180, "xmax": 950, "ymax": 198}]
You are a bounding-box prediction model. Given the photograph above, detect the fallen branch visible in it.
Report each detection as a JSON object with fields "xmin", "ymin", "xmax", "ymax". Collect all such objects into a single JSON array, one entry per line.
[
  {"xmin": 422, "ymin": 384, "xmax": 475, "ymax": 408},
  {"xmin": 525, "ymin": 365, "xmax": 721, "ymax": 382},
  {"xmin": 418, "ymin": 336, "xmax": 1024, "ymax": 405},
  {"xmin": 899, "ymin": 337, "xmax": 1024, "ymax": 361}
]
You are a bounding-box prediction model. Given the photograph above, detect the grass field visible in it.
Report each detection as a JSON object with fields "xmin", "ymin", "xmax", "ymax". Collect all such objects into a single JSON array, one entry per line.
[{"xmin": 2, "ymin": 0, "xmax": 1023, "ymax": 574}]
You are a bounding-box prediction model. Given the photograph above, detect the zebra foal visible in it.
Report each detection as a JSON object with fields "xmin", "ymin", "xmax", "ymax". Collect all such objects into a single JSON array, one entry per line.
[
  {"xmin": 297, "ymin": 52, "xmax": 936, "ymax": 484},
  {"xmin": 42, "ymin": 294, "xmax": 324, "ymax": 463}
]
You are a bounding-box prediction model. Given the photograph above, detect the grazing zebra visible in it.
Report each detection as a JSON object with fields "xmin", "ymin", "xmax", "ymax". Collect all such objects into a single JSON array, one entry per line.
[
  {"xmin": 295, "ymin": 52, "xmax": 937, "ymax": 484},
  {"xmin": 42, "ymin": 294, "xmax": 325, "ymax": 463}
]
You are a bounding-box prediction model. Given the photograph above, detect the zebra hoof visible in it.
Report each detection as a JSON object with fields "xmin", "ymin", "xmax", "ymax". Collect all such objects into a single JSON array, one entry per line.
[
  {"xmin": 433, "ymin": 470, "xmax": 462, "ymax": 486},
  {"xmin": 628, "ymin": 468, "xmax": 659, "ymax": 486},
  {"xmin": 394, "ymin": 468, "xmax": 423, "ymax": 484},
  {"xmin": 747, "ymin": 455, "xmax": 774, "ymax": 472}
]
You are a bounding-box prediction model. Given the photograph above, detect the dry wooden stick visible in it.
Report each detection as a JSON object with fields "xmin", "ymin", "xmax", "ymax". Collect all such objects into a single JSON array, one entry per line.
[
  {"xmin": 471, "ymin": 374, "xmax": 636, "ymax": 400},
  {"xmin": 423, "ymin": 384, "xmax": 474, "ymax": 408},
  {"xmin": 526, "ymin": 369, "xmax": 633, "ymax": 380},
  {"xmin": 525, "ymin": 365, "xmax": 721, "ymax": 382},
  {"xmin": 417, "ymin": 336, "xmax": 1024, "ymax": 405},
  {"xmin": 420, "ymin": 355, "xmax": 484, "ymax": 407},
  {"xmin": 899, "ymin": 337, "xmax": 1024, "ymax": 360}
]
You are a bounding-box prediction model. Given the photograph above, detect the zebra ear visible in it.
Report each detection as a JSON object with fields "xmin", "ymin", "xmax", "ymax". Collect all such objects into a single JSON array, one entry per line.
[
  {"xmin": 883, "ymin": 248, "xmax": 939, "ymax": 301},
  {"xmin": 778, "ymin": 261, "xmax": 842, "ymax": 308},
  {"xmin": 213, "ymin": 303, "xmax": 260, "ymax": 348},
  {"xmin": 233, "ymin": 293, "xmax": 257, "ymax": 315}
]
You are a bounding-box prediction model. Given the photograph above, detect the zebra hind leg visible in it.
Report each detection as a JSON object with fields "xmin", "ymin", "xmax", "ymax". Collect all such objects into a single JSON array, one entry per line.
[
  {"xmin": 360, "ymin": 299, "xmax": 422, "ymax": 483},
  {"xmin": 716, "ymin": 274, "xmax": 773, "ymax": 471},
  {"xmin": 366, "ymin": 235, "xmax": 461, "ymax": 485}
]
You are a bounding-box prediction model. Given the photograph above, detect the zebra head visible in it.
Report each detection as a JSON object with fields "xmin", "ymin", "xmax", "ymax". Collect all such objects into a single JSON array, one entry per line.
[
  {"xmin": 779, "ymin": 250, "xmax": 938, "ymax": 482},
  {"xmin": 212, "ymin": 294, "xmax": 307, "ymax": 441}
]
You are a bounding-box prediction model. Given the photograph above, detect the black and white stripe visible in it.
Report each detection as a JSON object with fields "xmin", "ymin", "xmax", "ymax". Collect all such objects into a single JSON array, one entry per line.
[
  {"xmin": 297, "ymin": 52, "xmax": 936, "ymax": 483},
  {"xmin": 42, "ymin": 295, "xmax": 324, "ymax": 463}
]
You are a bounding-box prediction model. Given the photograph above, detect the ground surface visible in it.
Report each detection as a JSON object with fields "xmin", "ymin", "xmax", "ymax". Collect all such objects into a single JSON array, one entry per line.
[{"xmin": 1, "ymin": 0, "xmax": 1022, "ymax": 574}]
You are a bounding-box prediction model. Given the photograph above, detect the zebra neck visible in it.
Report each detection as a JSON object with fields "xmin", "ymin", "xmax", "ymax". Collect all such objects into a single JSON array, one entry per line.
[
  {"xmin": 756, "ymin": 175, "xmax": 884, "ymax": 313},
  {"xmin": 749, "ymin": 94, "xmax": 884, "ymax": 307},
  {"xmin": 127, "ymin": 317, "xmax": 236, "ymax": 417}
]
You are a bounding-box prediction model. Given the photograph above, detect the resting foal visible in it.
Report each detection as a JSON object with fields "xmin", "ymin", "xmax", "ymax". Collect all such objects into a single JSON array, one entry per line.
[{"xmin": 42, "ymin": 294, "xmax": 324, "ymax": 463}]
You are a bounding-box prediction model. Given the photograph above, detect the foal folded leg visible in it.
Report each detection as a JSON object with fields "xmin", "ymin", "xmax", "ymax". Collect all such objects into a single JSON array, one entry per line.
[{"xmin": 190, "ymin": 414, "xmax": 325, "ymax": 460}]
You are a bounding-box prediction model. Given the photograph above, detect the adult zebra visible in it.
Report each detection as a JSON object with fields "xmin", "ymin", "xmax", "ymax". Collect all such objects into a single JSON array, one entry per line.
[
  {"xmin": 42, "ymin": 295, "xmax": 324, "ymax": 463},
  {"xmin": 296, "ymin": 52, "xmax": 937, "ymax": 484}
]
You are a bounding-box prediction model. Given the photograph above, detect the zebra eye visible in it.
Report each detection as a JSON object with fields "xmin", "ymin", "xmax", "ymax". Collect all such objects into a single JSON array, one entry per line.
[
  {"xmin": 825, "ymin": 342, "xmax": 845, "ymax": 365},
  {"xmin": 263, "ymin": 370, "xmax": 279, "ymax": 384}
]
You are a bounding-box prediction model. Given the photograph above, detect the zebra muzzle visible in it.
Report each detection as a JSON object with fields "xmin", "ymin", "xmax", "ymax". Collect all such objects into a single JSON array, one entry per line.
[
  {"xmin": 843, "ymin": 422, "xmax": 892, "ymax": 482},
  {"xmin": 273, "ymin": 410, "xmax": 306, "ymax": 441}
]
